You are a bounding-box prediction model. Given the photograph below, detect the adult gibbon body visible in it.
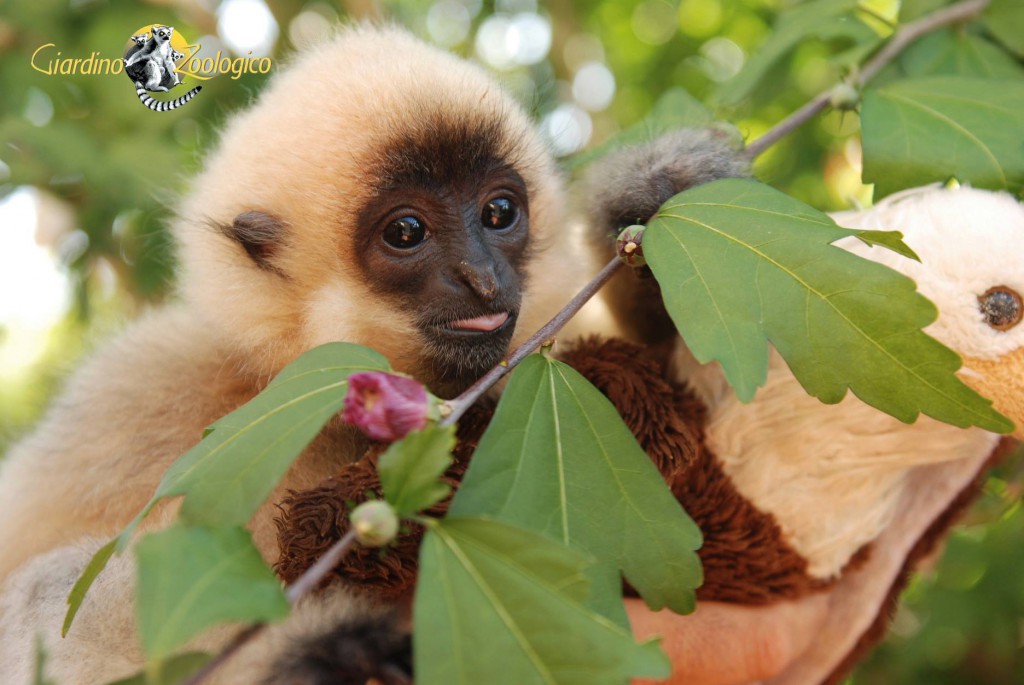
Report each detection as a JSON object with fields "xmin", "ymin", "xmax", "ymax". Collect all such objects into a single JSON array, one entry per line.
[{"xmin": 0, "ymin": 26, "xmax": 592, "ymax": 683}]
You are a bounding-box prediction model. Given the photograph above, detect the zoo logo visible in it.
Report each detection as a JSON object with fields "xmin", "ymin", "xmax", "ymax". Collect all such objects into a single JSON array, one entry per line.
[
  {"xmin": 31, "ymin": 25, "xmax": 272, "ymax": 114},
  {"xmin": 124, "ymin": 25, "xmax": 202, "ymax": 112}
]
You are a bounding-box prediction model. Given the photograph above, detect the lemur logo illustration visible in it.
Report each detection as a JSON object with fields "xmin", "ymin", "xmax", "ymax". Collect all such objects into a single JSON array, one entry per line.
[{"xmin": 123, "ymin": 25, "xmax": 201, "ymax": 112}]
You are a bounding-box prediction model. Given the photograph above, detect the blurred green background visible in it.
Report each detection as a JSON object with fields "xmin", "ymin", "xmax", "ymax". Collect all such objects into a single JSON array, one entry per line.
[{"xmin": 0, "ymin": 0, "xmax": 1020, "ymax": 682}]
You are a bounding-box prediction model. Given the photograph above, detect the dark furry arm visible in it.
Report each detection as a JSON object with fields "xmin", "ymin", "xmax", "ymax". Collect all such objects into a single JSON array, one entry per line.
[
  {"xmin": 265, "ymin": 612, "xmax": 412, "ymax": 685},
  {"xmin": 581, "ymin": 129, "xmax": 749, "ymax": 345}
]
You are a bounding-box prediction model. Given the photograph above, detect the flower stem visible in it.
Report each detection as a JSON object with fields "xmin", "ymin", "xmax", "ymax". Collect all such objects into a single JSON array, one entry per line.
[
  {"xmin": 439, "ymin": 256, "xmax": 624, "ymax": 427},
  {"xmin": 742, "ymin": 0, "xmax": 991, "ymax": 160}
]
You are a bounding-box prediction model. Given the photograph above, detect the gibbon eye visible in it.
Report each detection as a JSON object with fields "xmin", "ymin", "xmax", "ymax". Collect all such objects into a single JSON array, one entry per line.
[
  {"xmin": 382, "ymin": 216, "xmax": 426, "ymax": 249},
  {"xmin": 978, "ymin": 286, "xmax": 1022, "ymax": 331},
  {"xmin": 482, "ymin": 197, "xmax": 517, "ymax": 230}
]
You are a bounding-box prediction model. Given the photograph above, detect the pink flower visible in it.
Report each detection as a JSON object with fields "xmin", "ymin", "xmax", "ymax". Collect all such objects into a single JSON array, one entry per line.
[{"xmin": 342, "ymin": 372, "xmax": 429, "ymax": 442}]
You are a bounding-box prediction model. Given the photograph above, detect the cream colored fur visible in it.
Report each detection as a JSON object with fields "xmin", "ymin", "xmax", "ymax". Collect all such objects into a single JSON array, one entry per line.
[
  {"xmin": 672, "ymin": 185, "xmax": 1021, "ymax": 580},
  {"xmin": 0, "ymin": 25, "xmax": 595, "ymax": 684},
  {"xmin": 763, "ymin": 452, "xmax": 993, "ymax": 685}
]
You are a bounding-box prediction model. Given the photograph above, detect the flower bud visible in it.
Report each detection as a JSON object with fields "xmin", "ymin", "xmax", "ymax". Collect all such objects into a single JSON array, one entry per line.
[
  {"xmin": 829, "ymin": 82, "xmax": 860, "ymax": 111},
  {"xmin": 343, "ymin": 372, "xmax": 429, "ymax": 442},
  {"xmin": 616, "ymin": 224, "xmax": 647, "ymax": 268},
  {"xmin": 350, "ymin": 500, "xmax": 399, "ymax": 548}
]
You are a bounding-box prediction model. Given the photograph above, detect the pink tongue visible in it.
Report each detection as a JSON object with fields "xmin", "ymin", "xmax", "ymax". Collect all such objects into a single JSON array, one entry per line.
[{"xmin": 451, "ymin": 312, "xmax": 509, "ymax": 332}]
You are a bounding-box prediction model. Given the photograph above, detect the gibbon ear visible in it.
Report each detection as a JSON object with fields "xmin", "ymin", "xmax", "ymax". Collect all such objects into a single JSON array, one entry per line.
[{"xmin": 221, "ymin": 210, "xmax": 287, "ymax": 273}]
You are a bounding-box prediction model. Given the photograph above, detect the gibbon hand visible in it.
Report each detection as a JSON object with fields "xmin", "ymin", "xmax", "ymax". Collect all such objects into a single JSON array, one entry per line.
[{"xmin": 626, "ymin": 594, "xmax": 829, "ymax": 685}]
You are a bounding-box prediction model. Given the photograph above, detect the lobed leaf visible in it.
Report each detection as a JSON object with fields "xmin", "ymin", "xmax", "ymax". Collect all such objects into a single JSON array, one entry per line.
[
  {"xmin": 168, "ymin": 343, "xmax": 390, "ymax": 526},
  {"xmin": 450, "ymin": 355, "xmax": 703, "ymax": 615},
  {"xmin": 861, "ymin": 77, "xmax": 1024, "ymax": 198},
  {"xmin": 414, "ymin": 517, "xmax": 669, "ymax": 685},
  {"xmin": 135, "ymin": 524, "xmax": 288, "ymax": 667},
  {"xmin": 378, "ymin": 424, "xmax": 456, "ymax": 517},
  {"xmin": 896, "ymin": 30, "xmax": 1024, "ymax": 80},
  {"xmin": 644, "ymin": 178, "xmax": 1012, "ymax": 433},
  {"xmin": 64, "ymin": 343, "xmax": 387, "ymax": 633},
  {"xmin": 855, "ymin": 229, "xmax": 921, "ymax": 261}
]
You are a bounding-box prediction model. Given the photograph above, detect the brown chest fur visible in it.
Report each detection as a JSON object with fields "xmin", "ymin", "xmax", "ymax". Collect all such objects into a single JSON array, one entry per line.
[{"xmin": 273, "ymin": 337, "xmax": 834, "ymax": 604}]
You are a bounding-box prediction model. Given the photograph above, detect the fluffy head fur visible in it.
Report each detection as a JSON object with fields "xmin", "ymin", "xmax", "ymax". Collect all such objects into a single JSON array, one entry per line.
[{"xmin": 176, "ymin": 25, "xmax": 584, "ymax": 390}]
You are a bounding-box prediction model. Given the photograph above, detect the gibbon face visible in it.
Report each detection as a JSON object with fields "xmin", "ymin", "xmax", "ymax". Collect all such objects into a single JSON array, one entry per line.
[
  {"xmin": 175, "ymin": 26, "xmax": 577, "ymax": 394},
  {"xmin": 353, "ymin": 111, "xmax": 534, "ymax": 388}
]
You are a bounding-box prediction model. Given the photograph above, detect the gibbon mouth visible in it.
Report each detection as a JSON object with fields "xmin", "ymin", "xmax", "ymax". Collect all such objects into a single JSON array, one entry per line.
[{"xmin": 434, "ymin": 311, "xmax": 517, "ymax": 337}]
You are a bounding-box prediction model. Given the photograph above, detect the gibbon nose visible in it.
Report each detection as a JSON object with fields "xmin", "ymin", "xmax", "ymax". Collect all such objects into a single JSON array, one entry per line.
[{"xmin": 457, "ymin": 260, "xmax": 500, "ymax": 302}]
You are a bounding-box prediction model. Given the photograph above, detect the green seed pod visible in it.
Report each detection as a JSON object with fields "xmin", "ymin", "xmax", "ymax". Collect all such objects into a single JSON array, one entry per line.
[
  {"xmin": 616, "ymin": 224, "xmax": 647, "ymax": 268},
  {"xmin": 350, "ymin": 500, "xmax": 399, "ymax": 547}
]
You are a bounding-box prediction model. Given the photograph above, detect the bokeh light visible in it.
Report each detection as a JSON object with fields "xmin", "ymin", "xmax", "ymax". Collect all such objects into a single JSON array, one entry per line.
[
  {"xmin": 0, "ymin": 189, "xmax": 70, "ymax": 374},
  {"xmin": 217, "ymin": 0, "xmax": 279, "ymax": 57},
  {"xmin": 678, "ymin": 0, "xmax": 723, "ymax": 38},
  {"xmin": 572, "ymin": 62, "xmax": 616, "ymax": 111},
  {"xmin": 476, "ymin": 12, "xmax": 551, "ymax": 69},
  {"xmin": 698, "ymin": 37, "xmax": 744, "ymax": 82},
  {"xmin": 542, "ymin": 103, "xmax": 592, "ymax": 155},
  {"xmin": 289, "ymin": 6, "xmax": 335, "ymax": 50},
  {"xmin": 632, "ymin": 0, "xmax": 677, "ymax": 46},
  {"xmin": 427, "ymin": 0, "xmax": 472, "ymax": 47}
]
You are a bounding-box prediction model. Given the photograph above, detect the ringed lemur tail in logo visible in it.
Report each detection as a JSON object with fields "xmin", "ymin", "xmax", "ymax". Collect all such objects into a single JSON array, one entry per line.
[{"xmin": 123, "ymin": 25, "xmax": 201, "ymax": 112}]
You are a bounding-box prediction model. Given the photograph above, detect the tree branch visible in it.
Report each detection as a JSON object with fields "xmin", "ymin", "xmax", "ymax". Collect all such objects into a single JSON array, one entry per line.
[
  {"xmin": 439, "ymin": 257, "xmax": 624, "ymax": 427},
  {"xmin": 742, "ymin": 0, "xmax": 991, "ymax": 160}
]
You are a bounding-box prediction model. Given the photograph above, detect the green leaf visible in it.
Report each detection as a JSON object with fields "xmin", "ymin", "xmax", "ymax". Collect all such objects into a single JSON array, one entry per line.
[
  {"xmin": 567, "ymin": 87, "xmax": 715, "ymax": 170},
  {"xmin": 378, "ymin": 424, "xmax": 456, "ymax": 517},
  {"xmin": 898, "ymin": 30, "xmax": 1024, "ymax": 80},
  {"xmin": 450, "ymin": 355, "xmax": 703, "ymax": 615},
  {"xmin": 105, "ymin": 652, "xmax": 213, "ymax": 685},
  {"xmin": 984, "ymin": 0, "xmax": 1024, "ymax": 57},
  {"xmin": 135, "ymin": 524, "xmax": 288, "ymax": 666},
  {"xmin": 856, "ymin": 229, "xmax": 921, "ymax": 261},
  {"xmin": 414, "ymin": 518, "xmax": 669, "ymax": 685},
  {"xmin": 714, "ymin": 0, "xmax": 876, "ymax": 105},
  {"xmin": 64, "ymin": 343, "xmax": 386, "ymax": 635},
  {"xmin": 861, "ymin": 77, "xmax": 1024, "ymax": 197},
  {"xmin": 62, "ymin": 538, "xmax": 116, "ymax": 637},
  {"xmin": 899, "ymin": 0, "xmax": 949, "ymax": 22},
  {"xmin": 644, "ymin": 178, "xmax": 1012, "ymax": 433},
  {"xmin": 169, "ymin": 343, "xmax": 390, "ymax": 526}
]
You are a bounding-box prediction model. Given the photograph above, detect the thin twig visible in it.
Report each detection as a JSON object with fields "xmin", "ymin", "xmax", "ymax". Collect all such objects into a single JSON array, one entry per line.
[
  {"xmin": 182, "ymin": 530, "xmax": 360, "ymax": 685},
  {"xmin": 742, "ymin": 0, "xmax": 991, "ymax": 160},
  {"xmin": 439, "ymin": 257, "xmax": 624, "ymax": 427}
]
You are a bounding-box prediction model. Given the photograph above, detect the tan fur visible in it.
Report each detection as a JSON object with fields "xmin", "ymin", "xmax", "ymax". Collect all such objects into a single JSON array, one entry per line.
[
  {"xmin": 763, "ymin": 453, "xmax": 992, "ymax": 685},
  {"xmin": 0, "ymin": 25, "xmax": 593, "ymax": 683},
  {"xmin": 962, "ymin": 349, "xmax": 1024, "ymax": 439}
]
